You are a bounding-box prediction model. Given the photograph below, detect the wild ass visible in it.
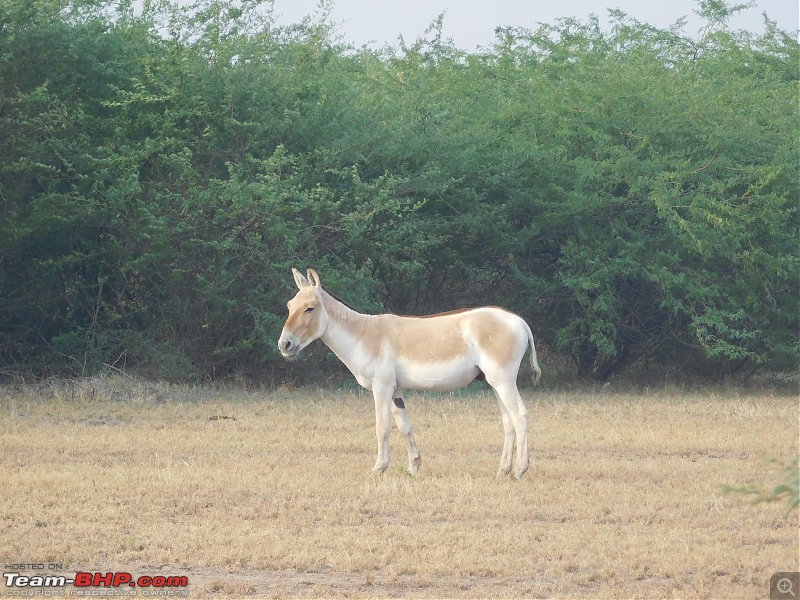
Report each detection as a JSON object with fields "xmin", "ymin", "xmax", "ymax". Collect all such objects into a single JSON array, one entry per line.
[{"xmin": 278, "ymin": 268, "xmax": 541, "ymax": 479}]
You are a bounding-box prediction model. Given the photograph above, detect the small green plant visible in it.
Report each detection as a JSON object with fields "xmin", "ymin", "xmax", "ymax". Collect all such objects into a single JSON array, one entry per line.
[{"xmin": 722, "ymin": 455, "xmax": 799, "ymax": 516}]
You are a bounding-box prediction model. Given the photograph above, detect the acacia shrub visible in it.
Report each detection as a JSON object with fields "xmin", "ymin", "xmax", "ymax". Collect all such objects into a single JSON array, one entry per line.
[{"xmin": 0, "ymin": 0, "xmax": 796, "ymax": 381}]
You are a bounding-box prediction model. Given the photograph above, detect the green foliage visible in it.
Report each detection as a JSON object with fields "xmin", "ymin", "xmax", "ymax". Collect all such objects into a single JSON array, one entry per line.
[
  {"xmin": 0, "ymin": 0, "xmax": 797, "ymax": 381},
  {"xmin": 722, "ymin": 456, "xmax": 800, "ymax": 517}
]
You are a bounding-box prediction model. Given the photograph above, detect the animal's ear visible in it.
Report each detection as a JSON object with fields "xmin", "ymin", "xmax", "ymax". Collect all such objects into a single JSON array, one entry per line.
[
  {"xmin": 306, "ymin": 268, "xmax": 321, "ymax": 289},
  {"xmin": 292, "ymin": 268, "xmax": 310, "ymax": 290}
]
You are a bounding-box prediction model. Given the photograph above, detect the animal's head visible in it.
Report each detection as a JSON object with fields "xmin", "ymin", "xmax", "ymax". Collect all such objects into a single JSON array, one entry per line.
[{"xmin": 277, "ymin": 268, "xmax": 330, "ymax": 359}]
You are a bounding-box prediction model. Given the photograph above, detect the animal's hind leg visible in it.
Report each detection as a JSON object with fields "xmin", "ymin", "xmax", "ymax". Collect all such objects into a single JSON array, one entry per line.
[
  {"xmin": 391, "ymin": 390, "xmax": 422, "ymax": 476},
  {"xmin": 493, "ymin": 388, "xmax": 516, "ymax": 477},
  {"xmin": 491, "ymin": 380, "xmax": 529, "ymax": 480}
]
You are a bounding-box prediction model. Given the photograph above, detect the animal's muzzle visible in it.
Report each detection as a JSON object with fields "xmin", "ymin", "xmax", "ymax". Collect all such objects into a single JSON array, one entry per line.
[{"xmin": 278, "ymin": 335, "xmax": 299, "ymax": 359}]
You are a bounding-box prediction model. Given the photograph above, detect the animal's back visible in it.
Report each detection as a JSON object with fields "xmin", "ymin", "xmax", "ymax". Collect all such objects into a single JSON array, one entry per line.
[{"xmin": 385, "ymin": 307, "xmax": 528, "ymax": 365}]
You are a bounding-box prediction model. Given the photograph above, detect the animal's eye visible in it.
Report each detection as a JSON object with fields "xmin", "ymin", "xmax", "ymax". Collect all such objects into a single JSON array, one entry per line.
[{"xmin": 305, "ymin": 307, "xmax": 315, "ymax": 313}]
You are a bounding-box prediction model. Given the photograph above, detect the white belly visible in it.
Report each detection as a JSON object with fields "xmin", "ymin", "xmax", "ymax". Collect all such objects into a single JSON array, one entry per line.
[{"xmin": 396, "ymin": 357, "xmax": 481, "ymax": 391}]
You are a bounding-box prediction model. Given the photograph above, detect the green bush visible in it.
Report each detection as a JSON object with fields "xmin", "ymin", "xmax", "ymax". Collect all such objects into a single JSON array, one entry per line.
[{"xmin": 0, "ymin": 0, "xmax": 796, "ymax": 382}]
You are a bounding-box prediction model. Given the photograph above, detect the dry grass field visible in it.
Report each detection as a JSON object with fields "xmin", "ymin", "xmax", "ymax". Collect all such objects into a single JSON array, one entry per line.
[{"xmin": 0, "ymin": 376, "xmax": 797, "ymax": 598}]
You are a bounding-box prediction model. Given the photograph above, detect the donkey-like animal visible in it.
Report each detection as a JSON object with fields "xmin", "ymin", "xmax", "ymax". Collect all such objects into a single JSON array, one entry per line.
[{"xmin": 278, "ymin": 268, "xmax": 541, "ymax": 479}]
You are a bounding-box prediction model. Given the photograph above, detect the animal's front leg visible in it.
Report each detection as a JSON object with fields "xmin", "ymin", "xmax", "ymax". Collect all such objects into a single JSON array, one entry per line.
[
  {"xmin": 371, "ymin": 386, "xmax": 393, "ymax": 474},
  {"xmin": 391, "ymin": 390, "xmax": 422, "ymax": 476}
]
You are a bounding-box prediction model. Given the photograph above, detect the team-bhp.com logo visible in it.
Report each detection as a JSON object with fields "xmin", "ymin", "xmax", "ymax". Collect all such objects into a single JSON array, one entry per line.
[{"xmin": 3, "ymin": 568, "xmax": 188, "ymax": 597}]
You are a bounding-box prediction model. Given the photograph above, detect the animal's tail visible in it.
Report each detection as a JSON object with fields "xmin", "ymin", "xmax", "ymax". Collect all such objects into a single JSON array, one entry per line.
[{"xmin": 526, "ymin": 322, "xmax": 542, "ymax": 388}]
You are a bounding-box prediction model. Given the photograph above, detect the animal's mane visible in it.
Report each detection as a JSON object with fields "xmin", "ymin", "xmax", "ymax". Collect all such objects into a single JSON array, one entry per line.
[
  {"xmin": 324, "ymin": 287, "xmax": 503, "ymax": 319},
  {"xmin": 322, "ymin": 288, "xmax": 361, "ymax": 313}
]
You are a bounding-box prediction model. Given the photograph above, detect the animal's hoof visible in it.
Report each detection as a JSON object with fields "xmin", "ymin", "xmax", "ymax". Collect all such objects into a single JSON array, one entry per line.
[
  {"xmin": 371, "ymin": 464, "xmax": 388, "ymax": 475},
  {"xmin": 513, "ymin": 465, "xmax": 529, "ymax": 480},
  {"xmin": 496, "ymin": 465, "xmax": 512, "ymax": 478}
]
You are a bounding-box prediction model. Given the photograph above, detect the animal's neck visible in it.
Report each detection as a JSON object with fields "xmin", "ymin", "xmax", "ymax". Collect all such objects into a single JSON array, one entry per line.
[{"xmin": 319, "ymin": 290, "xmax": 373, "ymax": 364}]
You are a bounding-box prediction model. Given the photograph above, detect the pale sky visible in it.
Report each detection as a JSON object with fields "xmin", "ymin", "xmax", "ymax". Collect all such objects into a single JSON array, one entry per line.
[{"xmin": 271, "ymin": 0, "xmax": 798, "ymax": 49}]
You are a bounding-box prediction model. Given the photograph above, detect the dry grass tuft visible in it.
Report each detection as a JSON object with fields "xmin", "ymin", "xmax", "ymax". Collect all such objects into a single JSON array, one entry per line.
[{"xmin": 1, "ymin": 377, "xmax": 797, "ymax": 598}]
